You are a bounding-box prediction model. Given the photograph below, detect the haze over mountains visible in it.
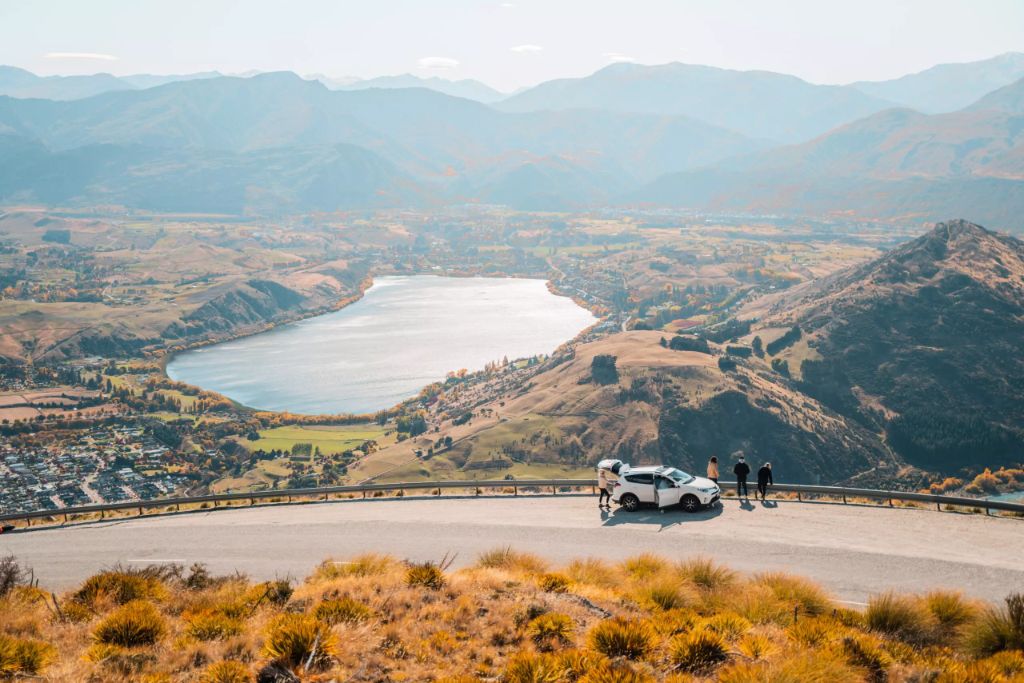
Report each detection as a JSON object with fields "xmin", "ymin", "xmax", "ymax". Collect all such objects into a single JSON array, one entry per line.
[{"xmin": 1, "ymin": 53, "xmax": 1024, "ymax": 228}]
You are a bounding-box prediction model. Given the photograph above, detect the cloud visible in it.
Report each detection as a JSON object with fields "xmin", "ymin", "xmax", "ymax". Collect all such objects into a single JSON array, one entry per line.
[
  {"xmin": 500, "ymin": 2, "xmax": 515, "ymax": 7},
  {"xmin": 44, "ymin": 52, "xmax": 118, "ymax": 61},
  {"xmin": 510, "ymin": 44, "xmax": 543, "ymax": 54},
  {"xmin": 603, "ymin": 52, "xmax": 637, "ymax": 64},
  {"xmin": 417, "ymin": 56, "xmax": 460, "ymax": 70}
]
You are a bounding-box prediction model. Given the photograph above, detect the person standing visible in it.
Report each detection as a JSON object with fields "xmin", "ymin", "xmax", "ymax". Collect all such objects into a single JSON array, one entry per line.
[
  {"xmin": 598, "ymin": 468, "xmax": 611, "ymax": 508},
  {"xmin": 757, "ymin": 462, "xmax": 773, "ymax": 501},
  {"xmin": 733, "ymin": 456, "xmax": 750, "ymax": 499},
  {"xmin": 706, "ymin": 456, "xmax": 719, "ymax": 484}
]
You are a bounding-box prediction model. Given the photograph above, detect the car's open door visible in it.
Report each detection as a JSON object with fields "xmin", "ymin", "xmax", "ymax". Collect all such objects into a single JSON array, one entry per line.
[{"xmin": 655, "ymin": 476, "xmax": 681, "ymax": 510}]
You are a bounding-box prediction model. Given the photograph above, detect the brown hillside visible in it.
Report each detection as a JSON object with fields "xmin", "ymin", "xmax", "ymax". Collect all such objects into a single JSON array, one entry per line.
[
  {"xmin": 749, "ymin": 219, "xmax": 1024, "ymax": 471},
  {"xmin": 354, "ymin": 331, "xmax": 894, "ymax": 485}
]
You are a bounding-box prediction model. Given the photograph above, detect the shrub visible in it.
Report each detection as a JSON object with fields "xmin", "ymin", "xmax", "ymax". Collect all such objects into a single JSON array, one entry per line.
[
  {"xmin": 92, "ymin": 600, "xmax": 166, "ymax": 648},
  {"xmin": 718, "ymin": 357, "xmax": 738, "ymax": 372},
  {"xmin": 185, "ymin": 611, "xmax": 244, "ymax": 641},
  {"xmin": 668, "ymin": 336, "xmax": 710, "ymax": 354},
  {"xmin": 538, "ymin": 572, "xmax": 571, "ymax": 593},
  {"xmin": 670, "ymin": 629, "xmax": 729, "ymax": 674},
  {"xmin": 589, "ymin": 618, "xmax": 655, "ymax": 660},
  {"xmin": 527, "ymin": 612, "xmax": 575, "ymax": 650},
  {"xmin": 200, "ymin": 660, "xmax": 251, "ymax": 683},
  {"xmin": 756, "ymin": 572, "xmax": 831, "ymax": 616},
  {"xmin": 263, "ymin": 613, "xmax": 336, "ymax": 670},
  {"xmin": 967, "ymin": 593, "xmax": 1024, "ymax": 656},
  {"xmin": 74, "ymin": 569, "xmax": 167, "ymax": 607},
  {"xmin": 0, "ymin": 635, "xmax": 55, "ymax": 675},
  {"xmin": 406, "ymin": 562, "xmax": 446, "ymax": 590},
  {"xmin": 0, "ymin": 555, "xmax": 28, "ymax": 598},
  {"xmin": 866, "ymin": 592, "xmax": 935, "ymax": 644},
  {"xmin": 677, "ymin": 557, "xmax": 735, "ymax": 592},
  {"xmin": 313, "ymin": 597, "xmax": 373, "ymax": 625}
]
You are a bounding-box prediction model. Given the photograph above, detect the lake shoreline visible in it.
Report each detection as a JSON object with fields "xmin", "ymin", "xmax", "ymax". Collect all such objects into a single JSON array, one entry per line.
[{"xmin": 166, "ymin": 275, "xmax": 598, "ymax": 417}]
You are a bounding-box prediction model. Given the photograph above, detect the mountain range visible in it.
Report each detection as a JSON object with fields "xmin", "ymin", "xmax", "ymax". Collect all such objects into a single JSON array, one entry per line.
[{"xmin": 1, "ymin": 54, "xmax": 1024, "ymax": 227}]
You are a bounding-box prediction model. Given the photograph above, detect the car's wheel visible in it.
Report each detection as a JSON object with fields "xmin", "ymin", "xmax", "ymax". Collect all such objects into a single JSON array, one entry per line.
[
  {"xmin": 681, "ymin": 494, "xmax": 701, "ymax": 513},
  {"xmin": 620, "ymin": 494, "xmax": 640, "ymax": 512}
]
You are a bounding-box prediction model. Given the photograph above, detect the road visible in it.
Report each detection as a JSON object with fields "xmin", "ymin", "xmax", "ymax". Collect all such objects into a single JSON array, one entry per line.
[{"xmin": 2, "ymin": 495, "xmax": 1022, "ymax": 604}]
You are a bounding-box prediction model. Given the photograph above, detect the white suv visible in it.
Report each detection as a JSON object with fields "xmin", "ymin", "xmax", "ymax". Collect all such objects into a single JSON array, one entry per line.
[{"xmin": 600, "ymin": 461, "xmax": 720, "ymax": 512}]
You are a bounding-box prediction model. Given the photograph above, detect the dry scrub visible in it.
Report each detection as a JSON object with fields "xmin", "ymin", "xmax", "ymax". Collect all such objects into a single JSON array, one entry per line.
[{"xmin": 0, "ymin": 553, "xmax": 1020, "ymax": 681}]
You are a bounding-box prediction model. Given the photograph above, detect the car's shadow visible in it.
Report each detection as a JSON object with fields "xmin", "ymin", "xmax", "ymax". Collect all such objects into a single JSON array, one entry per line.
[{"xmin": 600, "ymin": 502, "xmax": 724, "ymax": 530}]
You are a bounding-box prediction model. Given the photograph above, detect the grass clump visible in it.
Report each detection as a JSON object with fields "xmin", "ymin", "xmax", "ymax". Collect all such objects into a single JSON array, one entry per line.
[
  {"xmin": 478, "ymin": 547, "xmax": 548, "ymax": 573},
  {"xmin": 756, "ymin": 572, "xmax": 831, "ymax": 616},
  {"xmin": 199, "ymin": 660, "xmax": 251, "ymax": 683},
  {"xmin": 527, "ymin": 612, "xmax": 575, "ymax": 651},
  {"xmin": 538, "ymin": 572, "xmax": 571, "ymax": 593},
  {"xmin": 677, "ymin": 557, "xmax": 735, "ymax": 592},
  {"xmin": 263, "ymin": 613, "xmax": 336, "ymax": 670},
  {"xmin": 406, "ymin": 561, "xmax": 447, "ymax": 590},
  {"xmin": 184, "ymin": 610, "xmax": 245, "ymax": 641},
  {"xmin": 641, "ymin": 579, "xmax": 691, "ymax": 611},
  {"xmin": 967, "ymin": 592, "xmax": 1024, "ymax": 656},
  {"xmin": 670, "ymin": 629, "xmax": 729, "ymax": 674},
  {"xmin": 92, "ymin": 600, "xmax": 166, "ymax": 648},
  {"xmin": 503, "ymin": 652, "xmax": 563, "ymax": 682},
  {"xmin": 313, "ymin": 553, "xmax": 396, "ymax": 580},
  {"xmin": 589, "ymin": 618, "xmax": 655, "ymax": 660},
  {"xmin": 74, "ymin": 569, "xmax": 167, "ymax": 608},
  {"xmin": 866, "ymin": 592, "xmax": 935, "ymax": 644},
  {"xmin": 0, "ymin": 634, "xmax": 56, "ymax": 675},
  {"xmin": 313, "ymin": 596, "xmax": 373, "ymax": 625}
]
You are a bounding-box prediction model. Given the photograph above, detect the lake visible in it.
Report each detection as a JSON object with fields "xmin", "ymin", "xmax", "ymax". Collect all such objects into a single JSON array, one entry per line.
[{"xmin": 166, "ymin": 276, "xmax": 596, "ymax": 414}]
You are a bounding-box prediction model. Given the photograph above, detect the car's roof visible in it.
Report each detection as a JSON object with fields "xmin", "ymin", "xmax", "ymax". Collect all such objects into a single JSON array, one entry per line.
[{"xmin": 626, "ymin": 465, "xmax": 671, "ymax": 473}]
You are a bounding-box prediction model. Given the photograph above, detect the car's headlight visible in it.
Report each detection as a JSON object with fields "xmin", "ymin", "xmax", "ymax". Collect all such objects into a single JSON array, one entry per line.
[{"xmin": 698, "ymin": 487, "xmax": 717, "ymax": 494}]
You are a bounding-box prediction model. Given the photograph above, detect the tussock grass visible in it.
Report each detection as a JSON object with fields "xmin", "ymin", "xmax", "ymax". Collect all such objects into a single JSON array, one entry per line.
[
  {"xmin": 92, "ymin": 600, "xmax": 166, "ymax": 648},
  {"xmin": 0, "ymin": 552, "xmax": 1019, "ymax": 681},
  {"xmin": 588, "ymin": 618, "xmax": 655, "ymax": 660},
  {"xmin": 478, "ymin": 547, "xmax": 548, "ymax": 574}
]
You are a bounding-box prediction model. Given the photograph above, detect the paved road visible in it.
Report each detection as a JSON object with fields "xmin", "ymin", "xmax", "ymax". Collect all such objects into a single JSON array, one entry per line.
[{"xmin": 2, "ymin": 495, "xmax": 1022, "ymax": 604}]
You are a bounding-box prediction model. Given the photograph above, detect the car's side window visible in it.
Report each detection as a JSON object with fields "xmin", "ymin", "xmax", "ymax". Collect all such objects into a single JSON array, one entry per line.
[
  {"xmin": 656, "ymin": 476, "xmax": 672, "ymax": 490},
  {"xmin": 625, "ymin": 473, "xmax": 653, "ymax": 485}
]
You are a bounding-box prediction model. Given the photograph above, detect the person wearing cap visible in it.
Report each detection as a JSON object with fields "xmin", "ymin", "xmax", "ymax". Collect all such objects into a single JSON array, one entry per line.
[{"xmin": 733, "ymin": 456, "xmax": 751, "ymax": 499}]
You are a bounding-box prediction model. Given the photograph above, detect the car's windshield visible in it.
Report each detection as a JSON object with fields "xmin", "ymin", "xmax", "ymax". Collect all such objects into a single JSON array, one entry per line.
[{"xmin": 665, "ymin": 468, "xmax": 694, "ymax": 485}]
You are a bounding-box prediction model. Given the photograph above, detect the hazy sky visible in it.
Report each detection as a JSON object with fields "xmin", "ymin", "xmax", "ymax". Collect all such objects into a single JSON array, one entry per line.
[{"xmin": 2, "ymin": 0, "xmax": 1023, "ymax": 91}]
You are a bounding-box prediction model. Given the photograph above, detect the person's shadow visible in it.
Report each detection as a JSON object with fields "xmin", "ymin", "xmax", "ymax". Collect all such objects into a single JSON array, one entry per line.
[
  {"xmin": 760, "ymin": 499, "xmax": 778, "ymax": 509},
  {"xmin": 738, "ymin": 498, "xmax": 755, "ymax": 511}
]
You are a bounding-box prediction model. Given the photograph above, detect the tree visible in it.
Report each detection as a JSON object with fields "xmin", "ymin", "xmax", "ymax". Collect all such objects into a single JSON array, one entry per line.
[
  {"xmin": 751, "ymin": 336, "xmax": 764, "ymax": 357},
  {"xmin": 591, "ymin": 355, "xmax": 619, "ymax": 385}
]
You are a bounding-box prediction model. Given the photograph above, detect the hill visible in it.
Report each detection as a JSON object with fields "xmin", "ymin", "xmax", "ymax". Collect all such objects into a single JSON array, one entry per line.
[
  {"xmin": 633, "ymin": 89, "xmax": 1024, "ymax": 231},
  {"xmin": 745, "ymin": 220, "xmax": 1024, "ymax": 471},
  {"xmin": 498, "ymin": 61, "xmax": 896, "ymax": 143},
  {"xmin": 352, "ymin": 331, "xmax": 894, "ymax": 486},
  {"xmin": 852, "ymin": 52, "xmax": 1024, "ymax": 113},
  {"xmin": 336, "ymin": 73, "xmax": 507, "ymax": 103},
  {"xmin": 0, "ymin": 65, "xmax": 219, "ymax": 100}
]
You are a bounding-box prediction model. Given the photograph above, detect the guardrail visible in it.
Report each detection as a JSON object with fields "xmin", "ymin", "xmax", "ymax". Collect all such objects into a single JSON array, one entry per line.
[{"xmin": 1, "ymin": 479, "xmax": 1021, "ymax": 529}]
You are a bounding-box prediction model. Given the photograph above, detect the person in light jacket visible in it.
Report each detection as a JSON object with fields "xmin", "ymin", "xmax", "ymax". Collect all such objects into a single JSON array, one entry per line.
[
  {"xmin": 733, "ymin": 456, "xmax": 751, "ymax": 498},
  {"xmin": 706, "ymin": 456, "xmax": 719, "ymax": 484},
  {"xmin": 598, "ymin": 468, "xmax": 612, "ymax": 508},
  {"xmin": 757, "ymin": 462, "xmax": 774, "ymax": 501}
]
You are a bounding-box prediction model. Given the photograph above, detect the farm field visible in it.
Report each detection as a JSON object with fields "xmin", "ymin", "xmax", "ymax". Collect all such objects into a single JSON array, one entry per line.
[{"xmin": 249, "ymin": 424, "xmax": 390, "ymax": 455}]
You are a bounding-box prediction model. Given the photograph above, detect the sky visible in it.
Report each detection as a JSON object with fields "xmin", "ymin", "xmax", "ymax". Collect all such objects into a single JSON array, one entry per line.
[{"xmin": 2, "ymin": 0, "xmax": 1023, "ymax": 92}]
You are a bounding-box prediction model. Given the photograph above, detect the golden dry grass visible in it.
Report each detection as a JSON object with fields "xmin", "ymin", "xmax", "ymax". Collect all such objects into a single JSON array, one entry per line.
[{"xmin": 0, "ymin": 552, "xmax": 1020, "ymax": 681}]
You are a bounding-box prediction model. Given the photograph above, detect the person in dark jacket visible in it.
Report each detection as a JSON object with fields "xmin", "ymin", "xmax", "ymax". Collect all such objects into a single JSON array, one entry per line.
[
  {"xmin": 757, "ymin": 462, "xmax": 773, "ymax": 501},
  {"xmin": 733, "ymin": 456, "xmax": 750, "ymax": 498}
]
